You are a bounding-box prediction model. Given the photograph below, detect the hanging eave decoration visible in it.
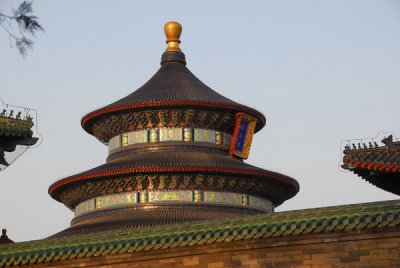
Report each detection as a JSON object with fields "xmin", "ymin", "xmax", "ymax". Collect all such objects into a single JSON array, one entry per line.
[{"xmin": 230, "ymin": 113, "xmax": 258, "ymax": 159}]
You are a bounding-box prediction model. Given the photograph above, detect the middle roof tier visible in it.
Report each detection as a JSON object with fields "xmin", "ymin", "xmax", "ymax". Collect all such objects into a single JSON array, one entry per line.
[{"xmin": 49, "ymin": 150, "xmax": 299, "ymax": 210}]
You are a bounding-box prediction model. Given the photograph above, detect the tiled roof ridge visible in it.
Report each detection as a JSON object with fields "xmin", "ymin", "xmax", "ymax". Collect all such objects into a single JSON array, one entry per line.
[
  {"xmin": 343, "ymin": 143, "xmax": 400, "ymax": 172},
  {"xmin": 1, "ymin": 199, "xmax": 399, "ymax": 266},
  {"xmin": 344, "ymin": 143, "xmax": 400, "ymax": 154}
]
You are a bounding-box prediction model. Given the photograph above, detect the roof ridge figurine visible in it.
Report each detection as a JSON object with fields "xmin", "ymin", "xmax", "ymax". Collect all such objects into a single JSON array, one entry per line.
[{"xmin": 0, "ymin": 229, "xmax": 14, "ymax": 244}]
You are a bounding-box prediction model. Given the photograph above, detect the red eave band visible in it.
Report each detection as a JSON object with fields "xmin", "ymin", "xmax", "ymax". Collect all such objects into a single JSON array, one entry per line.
[{"xmin": 346, "ymin": 160, "xmax": 399, "ymax": 173}]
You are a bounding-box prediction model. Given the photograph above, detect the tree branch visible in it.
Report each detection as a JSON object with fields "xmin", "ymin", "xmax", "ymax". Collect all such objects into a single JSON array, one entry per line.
[{"xmin": 0, "ymin": 1, "xmax": 43, "ymax": 57}]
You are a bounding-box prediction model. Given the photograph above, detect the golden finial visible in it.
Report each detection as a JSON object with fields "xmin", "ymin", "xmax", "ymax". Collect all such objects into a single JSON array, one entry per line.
[{"xmin": 164, "ymin": 21, "xmax": 182, "ymax": 52}]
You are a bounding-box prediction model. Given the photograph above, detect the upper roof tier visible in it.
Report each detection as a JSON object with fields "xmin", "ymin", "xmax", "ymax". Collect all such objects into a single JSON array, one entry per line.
[{"xmin": 81, "ymin": 22, "xmax": 266, "ymax": 141}]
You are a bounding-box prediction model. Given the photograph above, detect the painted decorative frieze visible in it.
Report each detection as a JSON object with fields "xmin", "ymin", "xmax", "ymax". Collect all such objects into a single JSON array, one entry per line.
[
  {"xmin": 159, "ymin": 128, "xmax": 183, "ymax": 142},
  {"xmin": 108, "ymin": 135, "xmax": 121, "ymax": 152},
  {"xmin": 128, "ymin": 130, "xmax": 148, "ymax": 144},
  {"xmin": 108, "ymin": 128, "xmax": 232, "ymax": 152},
  {"xmin": 204, "ymin": 191, "xmax": 243, "ymax": 205},
  {"xmin": 194, "ymin": 128, "xmax": 216, "ymax": 143},
  {"xmin": 148, "ymin": 190, "xmax": 193, "ymax": 202},
  {"xmin": 96, "ymin": 192, "xmax": 137, "ymax": 209},
  {"xmin": 249, "ymin": 195, "xmax": 274, "ymax": 211},
  {"xmin": 74, "ymin": 192, "xmax": 137, "ymax": 216}
]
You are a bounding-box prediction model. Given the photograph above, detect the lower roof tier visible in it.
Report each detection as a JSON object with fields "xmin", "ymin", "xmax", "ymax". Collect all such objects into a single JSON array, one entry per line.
[
  {"xmin": 54, "ymin": 203, "xmax": 265, "ymax": 237},
  {"xmin": 49, "ymin": 151, "xmax": 299, "ymax": 208}
]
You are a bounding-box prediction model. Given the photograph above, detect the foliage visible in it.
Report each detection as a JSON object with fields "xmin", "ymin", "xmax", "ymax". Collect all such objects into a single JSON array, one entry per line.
[{"xmin": 0, "ymin": 1, "xmax": 43, "ymax": 57}]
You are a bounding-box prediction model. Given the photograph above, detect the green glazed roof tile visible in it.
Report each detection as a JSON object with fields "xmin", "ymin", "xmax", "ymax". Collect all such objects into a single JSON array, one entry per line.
[{"xmin": 1, "ymin": 199, "xmax": 400, "ymax": 267}]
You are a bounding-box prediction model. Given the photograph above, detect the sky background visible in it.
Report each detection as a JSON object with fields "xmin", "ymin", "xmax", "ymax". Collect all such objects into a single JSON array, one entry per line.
[{"xmin": 0, "ymin": 0, "xmax": 399, "ymax": 242}]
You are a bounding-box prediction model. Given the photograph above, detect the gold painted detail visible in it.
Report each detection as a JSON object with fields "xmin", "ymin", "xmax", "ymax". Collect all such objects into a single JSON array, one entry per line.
[
  {"xmin": 139, "ymin": 192, "xmax": 148, "ymax": 203},
  {"xmin": 204, "ymin": 191, "xmax": 243, "ymax": 205},
  {"xmin": 164, "ymin": 21, "xmax": 182, "ymax": 52},
  {"xmin": 242, "ymin": 194, "xmax": 248, "ymax": 206},
  {"xmin": 159, "ymin": 128, "xmax": 182, "ymax": 142},
  {"xmin": 194, "ymin": 128, "xmax": 215, "ymax": 143},
  {"xmin": 183, "ymin": 128, "xmax": 193, "ymax": 142},
  {"xmin": 193, "ymin": 190, "xmax": 202, "ymax": 202},
  {"xmin": 149, "ymin": 129, "xmax": 159, "ymax": 143},
  {"xmin": 121, "ymin": 133, "xmax": 128, "ymax": 147},
  {"xmin": 215, "ymin": 131, "xmax": 223, "ymax": 145},
  {"xmin": 129, "ymin": 130, "xmax": 148, "ymax": 144},
  {"xmin": 74, "ymin": 190, "xmax": 273, "ymax": 217},
  {"xmin": 148, "ymin": 191, "xmax": 192, "ymax": 202}
]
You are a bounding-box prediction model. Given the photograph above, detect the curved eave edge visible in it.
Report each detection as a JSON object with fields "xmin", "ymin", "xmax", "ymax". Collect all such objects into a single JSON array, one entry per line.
[
  {"xmin": 48, "ymin": 167, "xmax": 299, "ymax": 200},
  {"xmin": 343, "ymin": 160, "xmax": 400, "ymax": 173},
  {"xmin": 343, "ymin": 163, "xmax": 400, "ymax": 196},
  {"xmin": 80, "ymin": 102, "xmax": 266, "ymax": 135}
]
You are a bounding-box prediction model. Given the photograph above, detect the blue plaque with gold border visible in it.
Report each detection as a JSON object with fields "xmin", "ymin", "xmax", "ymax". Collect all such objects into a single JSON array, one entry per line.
[{"xmin": 230, "ymin": 113, "xmax": 258, "ymax": 159}]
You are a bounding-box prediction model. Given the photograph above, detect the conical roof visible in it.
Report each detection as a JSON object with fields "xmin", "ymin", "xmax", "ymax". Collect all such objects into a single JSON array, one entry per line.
[{"xmin": 81, "ymin": 48, "xmax": 265, "ymax": 136}]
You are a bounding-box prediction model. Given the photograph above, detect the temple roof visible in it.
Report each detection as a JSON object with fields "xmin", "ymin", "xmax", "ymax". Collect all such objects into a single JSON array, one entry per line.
[
  {"xmin": 47, "ymin": 22, "xmax": 299, "ymax": 235},
  {"xmin": 0, "ymin": 116, "xmax": 35, "ymax": 143},
  {"xmin": 81, "ymin": 25, "xmax": 266, "ymax": 136},
  {"xmin": 49, "ymin": 150, "xmax": 299, "ymax": 206},
  {"xmin": 342, "ymin": 138, "xmax": 400, "ymax": 195},
  {"xmin": 0, "ymin": 111, "xmax": 38, "ymax": 169},
  {"xmin": 1, "ymin": 199, "xmax": 399, "ymax": 266}
]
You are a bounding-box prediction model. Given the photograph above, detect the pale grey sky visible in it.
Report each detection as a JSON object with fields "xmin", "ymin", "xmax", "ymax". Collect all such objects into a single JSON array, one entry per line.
[{"xmin": 0, "ymin": 0, "xmax": 399, "ymax": 242}]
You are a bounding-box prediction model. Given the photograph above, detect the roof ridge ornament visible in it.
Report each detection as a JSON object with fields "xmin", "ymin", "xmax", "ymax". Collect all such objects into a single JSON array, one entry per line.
[{"xmin": 164, "ymin": 21, "xmax": 182, "ymax": 52}]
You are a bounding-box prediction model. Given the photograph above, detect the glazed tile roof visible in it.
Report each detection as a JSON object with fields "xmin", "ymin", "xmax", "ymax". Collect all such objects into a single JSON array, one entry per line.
[
  {"xmin": 49, "ymin": 151, "xmax": 299, "ymax": 206},
  {"xmin": 343, "ymin": 142, "xmax": 400, "ymax": 171},
  {"xmin": 81, "ymin": 51, "xmax": 266, "ymax": 135},
  {"xmin": 0, "ymin": 117, "xmax": 35, "ymax": 141},
  {"xmin": 1, "ymin": 199, "xmax": 399, "ymax": 267},
  {"xmin": 342, "ymin": 141, "xmax": 400, "ymax": 195}
]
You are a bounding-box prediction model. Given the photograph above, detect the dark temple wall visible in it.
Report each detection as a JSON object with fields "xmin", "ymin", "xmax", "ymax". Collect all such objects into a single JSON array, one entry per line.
[{"xmin": 27, "ymin": 227, "xmax": 400, "ymax": 268}]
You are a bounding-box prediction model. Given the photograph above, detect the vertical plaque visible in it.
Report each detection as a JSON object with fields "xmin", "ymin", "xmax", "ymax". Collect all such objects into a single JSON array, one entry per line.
[{"xmin": 230, "ymin": 113, "xmax": 258, "ymax": 159}]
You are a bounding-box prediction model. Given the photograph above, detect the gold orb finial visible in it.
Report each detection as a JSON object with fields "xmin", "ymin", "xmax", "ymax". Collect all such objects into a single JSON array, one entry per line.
[{"xmin": 164, "ymin": 21, "xmax": 182, "ymax": 52}]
